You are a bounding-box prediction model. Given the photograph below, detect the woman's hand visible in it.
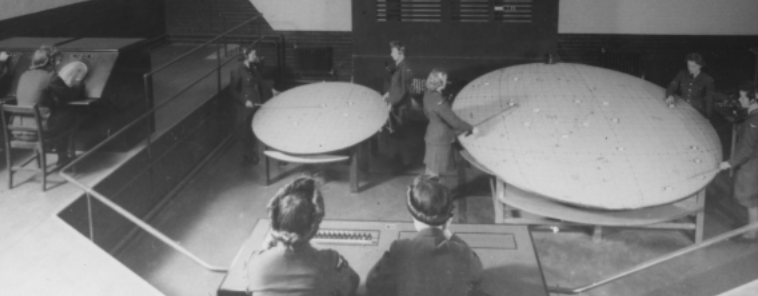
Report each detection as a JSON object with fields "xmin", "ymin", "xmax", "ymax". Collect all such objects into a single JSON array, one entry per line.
[
  {"xmin": 719, "ymin": 161, "xmax": 731, "ymax": 171},
  {"xmin": 665, "ymin": 96, "xmax": 676, "ymax": 106}
]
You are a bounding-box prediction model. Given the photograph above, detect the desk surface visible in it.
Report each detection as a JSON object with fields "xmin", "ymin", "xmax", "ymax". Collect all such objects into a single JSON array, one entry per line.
[
  {"xmin": 252, "ymin": 82, "xmax": 387, "ymax": 154},
  {"xmin": 453, "ymin": 63, "xmax": 721, "ymax": 210},
  {"xmin": 219, "ymin": 219, "xmax": 548, "ymax": 296}
]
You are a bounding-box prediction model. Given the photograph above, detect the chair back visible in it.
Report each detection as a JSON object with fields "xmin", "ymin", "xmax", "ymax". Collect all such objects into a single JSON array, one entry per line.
[{"xmin": 0, "ymin": 103, "xmax": 44, "ymax": 150}]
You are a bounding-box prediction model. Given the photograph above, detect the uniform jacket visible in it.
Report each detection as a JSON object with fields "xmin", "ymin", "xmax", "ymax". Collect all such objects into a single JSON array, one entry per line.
[
  {"xmin": 665, "ymin": 70, "xmax": 714, "ymax": 116},
  {"xmin": 0, "ymin": 58, "xmax": 10, "ymax": 96},
  {"xmin": 385, "ymin": 59, "xmax": 413, "ymax": 105},
  {"xmin": 423, "ymin": 90, "xmax": 473, "ymax": 145},
  {"xmin": 13, "ymin": 69, "xmax": 82, "ymax": 135},
  {"xmin": 229, "ymin": 62, "xmax": 270, "ymax": 107},
  {"xmin": 366, "ymin": 227, "xmax": 484, "ymax": 296},
  {"xmin": 729, "ymin": 108, "xmax": 758, "ymax": 168},
  {"xmin": 245, "ymin": 243, "xmax": 359, "ymax": 296}
]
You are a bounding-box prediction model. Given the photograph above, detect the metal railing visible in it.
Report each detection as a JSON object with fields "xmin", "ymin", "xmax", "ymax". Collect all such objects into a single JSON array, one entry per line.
[{"xmin": 59, "ymin": 16, "xmax": 277, "ymax": 273}]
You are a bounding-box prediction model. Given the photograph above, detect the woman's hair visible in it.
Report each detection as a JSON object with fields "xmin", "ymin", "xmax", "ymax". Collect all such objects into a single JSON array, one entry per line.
[
  {"xmin": 686, "ymin": 53, "xmax": 706, "ymax": 67},
  {"xmin": 738, "ymin": 81, "xmax": 756, "ymax": 101},
  {"xmin": 30, "ymin": 45, "xmax": 60, "ymax": 70},
  {"xmin": 267, "ymin": 177, "xmax": 325, "ymax": 246},
  {"xmin": 389, "ymin": 40, "xmax": 406, "ymax": 55},
  {"xmin": 425, "ymin": 68, "xmax": 447, "ymax": 92},
  {"xmin": 406, "ymin": 175, "xmax": 454, "ymax": 226},
  {"xmin": 239, "ymin": 41, "xmax": 260, "ymax": 62}
]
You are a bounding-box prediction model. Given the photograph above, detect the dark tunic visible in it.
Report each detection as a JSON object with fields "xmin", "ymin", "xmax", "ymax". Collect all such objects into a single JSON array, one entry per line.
[
  {"xmin": 728, "ymin": 108, "xmax": 758, "ymax": 207},
  {"xmin": 228, "ymin": 62, "xmax": 272, "ymax": 161},
  {"xmin": 384, "ymin": 59, "xmax": 413, "ymax": 105},
  {"xmin": 0, "ymin": 57, "xmax": 10, "ymax": 96},
  {"xmin": 245, "ymin": 243, "xmax": 359, "ymax": 296},
  {"xmin": 422, "ymin": 90, "xmax": 473, "ymax": 174},
  {"xmin": 366, "ymin": 227, "xmax": 484, "ymax": 296},
  {"xmin": 665, "ymin": 70, "xmax": 715, "ymax": 117}
]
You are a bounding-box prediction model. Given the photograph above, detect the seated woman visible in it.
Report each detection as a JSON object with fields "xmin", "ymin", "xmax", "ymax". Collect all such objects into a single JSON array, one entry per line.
[
  {"xmin": 366, "ymin": 175, "xmax": 484, "ymax": 296},
  {"xmin": 664, "ymin": 53, "xmax": 715, "ymax": 118},
  {"xmin": 13, "ymin": 45, "xmax": 84, "ymax": 164},
  {"xmin": 245, "ymin": 177, "xmax": 360, "ymax": 295}
]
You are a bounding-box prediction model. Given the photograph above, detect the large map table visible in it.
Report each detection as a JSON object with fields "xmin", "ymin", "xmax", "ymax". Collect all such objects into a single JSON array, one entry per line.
[
  {"xmin": 252, "ymin": 82, "xmax": 388, "ymax": 191},
  {"xmin": 218, "ymin": 219, "xmax": 548, "ymax": 296},
  {"xmin": 453, "ymin": 63, "xmax": 721, "ymax": 210}
]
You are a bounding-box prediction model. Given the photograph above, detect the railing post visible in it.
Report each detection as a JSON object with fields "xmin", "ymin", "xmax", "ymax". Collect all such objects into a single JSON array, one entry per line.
[
  {"xmin": 86, "ymin": 193, "xmax": 94, "ymax": 241},
  {"xmin": 217, "ymin": 42, "xmax": 222, "ymax": 94},
  {"xmin": 220, "ymin": 13, "xmax": 228, "ymax": 56},
  {"xmin": 143, "ymin": 74, "xmax": 153, "ymax": 160}
]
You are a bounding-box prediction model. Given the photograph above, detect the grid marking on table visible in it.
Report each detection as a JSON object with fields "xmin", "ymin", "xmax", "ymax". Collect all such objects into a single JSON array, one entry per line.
[
  {"xmin": 253, "ymin": 82, "xmax": 388, "ymax": 154},
  {"xmin": 453, "ymin": 63, "xmax": 721, "ymax": 209}
]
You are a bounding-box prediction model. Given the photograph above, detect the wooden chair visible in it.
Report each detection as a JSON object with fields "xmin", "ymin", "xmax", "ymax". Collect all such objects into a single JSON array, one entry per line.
[{"xmin": 0, "ymin": 103, "xmax": 76, "ymax": 191}]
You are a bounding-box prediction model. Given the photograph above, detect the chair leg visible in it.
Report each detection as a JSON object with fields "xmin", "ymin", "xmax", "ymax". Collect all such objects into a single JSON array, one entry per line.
[
  {"xmin": 265, "ymin": 153, "xmax": 271, "ymax": 186},
  {"xmin": 34, "ymin": 149, "xmax": 42, "ymax": 168},
  {"xmin": 40, "ymin": 148, "xmax": 47, "ymax": 192},
  {"xmin": 68, "ymin": 134, "xmax": 75, "ymax": 159},
  {"xmin": 6, "ymin": 148, "xmax": 12, "ymax": 190}
]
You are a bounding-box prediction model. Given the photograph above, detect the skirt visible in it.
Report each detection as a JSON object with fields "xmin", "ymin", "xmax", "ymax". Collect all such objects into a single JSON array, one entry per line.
[
  {"xmin": 734, "ymin": 157, "xmax": 758, "ymax": 208},
  {"xmin": 424, "ymin": 142, "xmax": 452, "ymax": 175}
]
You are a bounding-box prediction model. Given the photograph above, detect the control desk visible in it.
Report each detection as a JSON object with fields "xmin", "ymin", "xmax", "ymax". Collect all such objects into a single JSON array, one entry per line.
[{"xmin": 218, "ymin": 219, "xmax": 548, "ymax": 296}]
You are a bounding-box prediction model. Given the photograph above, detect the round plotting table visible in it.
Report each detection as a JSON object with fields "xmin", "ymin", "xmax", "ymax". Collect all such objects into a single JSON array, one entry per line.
[
  {"xmin": 453, "ymin": 63, "xmax": 721, "ymax": 210},
  {"xmin": 253, "ymin": 82, "xmax": 387, "ymax": 154}
]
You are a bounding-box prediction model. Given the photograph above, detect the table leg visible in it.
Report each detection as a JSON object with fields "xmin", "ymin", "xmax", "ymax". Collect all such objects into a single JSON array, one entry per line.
[
  {"xmin": 264, "ymin": 148, "xmax": 271, "ymax": 186},
  {"xmin": 350, "ymin": 147, "xmax": 359, "ymax": 193},
  {"xmin": 694, "ymin": 189, "xmax": 706, "ymax": 243}
]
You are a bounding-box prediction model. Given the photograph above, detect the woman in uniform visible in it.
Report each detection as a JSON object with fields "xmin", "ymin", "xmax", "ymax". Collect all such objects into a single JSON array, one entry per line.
[
  {"xmin": 14, "ymin": 45, "xmax": 84, "ymax": 165},
  {"xmin": 665, "ymin": 53, "xmax": 715, "ymax": 118},
  {"xmin": 422, "ymin": 69, "xmax": 476, "ymax": 177},
  {"xmin": 719, "ymin": 83, "xmax": 758, "ymax": 241}
]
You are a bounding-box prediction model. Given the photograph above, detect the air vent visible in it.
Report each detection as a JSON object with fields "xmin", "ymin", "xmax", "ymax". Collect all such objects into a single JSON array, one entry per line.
[
  {"xmin": 451, "ymin": 0, "xmax": 533, "ymax": 23},
  {"xmin": 376, "ymin": 0, "xmax": 443, "ymax": 22}
]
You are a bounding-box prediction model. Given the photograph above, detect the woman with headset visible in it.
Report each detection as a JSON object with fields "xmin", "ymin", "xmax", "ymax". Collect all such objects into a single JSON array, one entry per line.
[{"xmin": 13, "ymin": 45, "xmax": 84, "ymax": 165}]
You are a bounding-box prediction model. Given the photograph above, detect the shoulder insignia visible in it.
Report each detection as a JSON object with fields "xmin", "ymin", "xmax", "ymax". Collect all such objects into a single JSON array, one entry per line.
[{"xmin": 751, "ymin": 124, "xmax": 756, "ymax": 129}]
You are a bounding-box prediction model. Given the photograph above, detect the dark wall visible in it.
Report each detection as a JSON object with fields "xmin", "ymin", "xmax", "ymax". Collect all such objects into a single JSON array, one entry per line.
[
  {"xmin": 59, "ymin": 93, "xmax": 232, "ymax": 252},
  {"xmin": 351, "ymin": 0, "xmax": 559, "ymax": 92},
  {"xmin": 558, "ymin": 34, "xmax": 758, "ymax": 94},
  {"xmin": 164, "ymin": 0, "xmax": 353, "ymax": 82},
  {"xmin": 0, "ymin": 0, "xmax": 165, "ymax": 40},
  {"xmin": 163, "ymin": 0, "xmax": 758, "ymax": 94}
]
